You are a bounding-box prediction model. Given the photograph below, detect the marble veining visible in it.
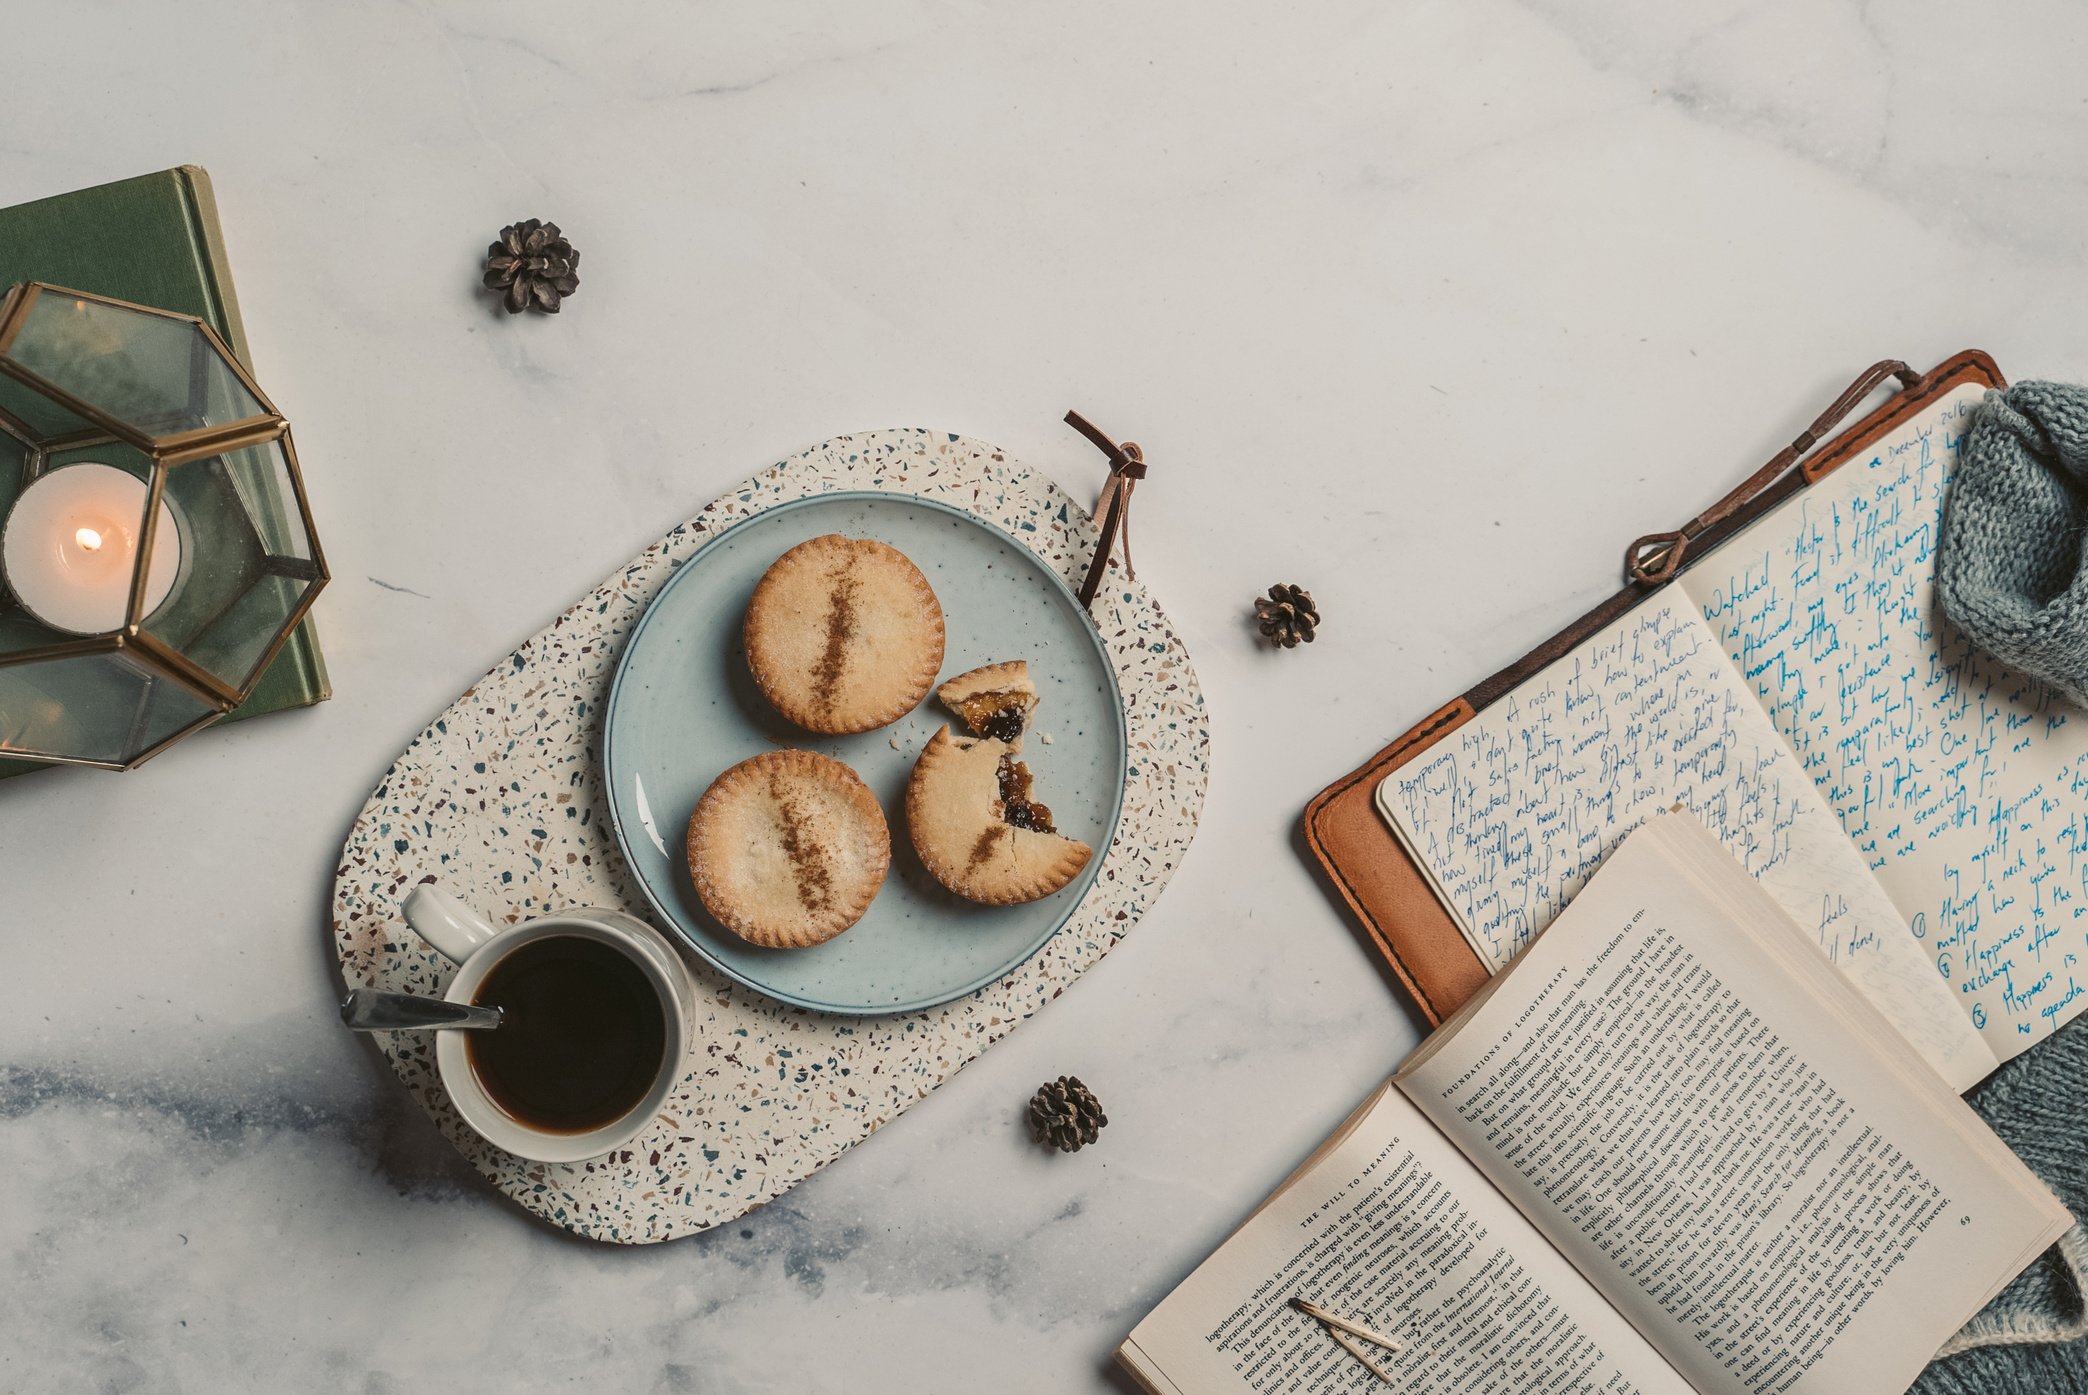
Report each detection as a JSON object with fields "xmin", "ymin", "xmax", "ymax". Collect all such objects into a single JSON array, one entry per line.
[{"xmin": 11, "ymin": 1, "xmax": 2088, "ymax": 1388}]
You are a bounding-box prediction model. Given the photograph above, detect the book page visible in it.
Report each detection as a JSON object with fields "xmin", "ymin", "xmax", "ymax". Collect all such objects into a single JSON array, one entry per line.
[
  {"xmin": 1119, "ymin": 1083, "xmax": 1693, "ymax": 1395},
  {"xmin": 1677, "ymin": 385, "xmax": 2088, "ymax": 1062},
  {"xmin": 1375, "ymin": 591, "xmax": 1995, "ymax": 1090},
  {"xmin": 1398, "ymin": 815, "xmax": 2068, "ymax": 1395}
]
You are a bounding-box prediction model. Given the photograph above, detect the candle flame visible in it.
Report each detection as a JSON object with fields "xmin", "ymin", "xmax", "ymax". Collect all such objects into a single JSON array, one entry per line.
[{"xmin": 75, "ymin": 526, "xmax": 104, "ymax": 552}]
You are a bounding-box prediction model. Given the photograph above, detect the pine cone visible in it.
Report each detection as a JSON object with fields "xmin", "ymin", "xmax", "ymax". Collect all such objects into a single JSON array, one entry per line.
[
  {"xmin": 1255, "ymin": 583, "xmax": 1320, "ymax": 647},
  {"xmin": 1026, "ymin": 1075, "xmax": 1107, "ymax": 1153},
  {"xmin": 483, "ymin": 219, "xmax": 581, "ymax": 314}
]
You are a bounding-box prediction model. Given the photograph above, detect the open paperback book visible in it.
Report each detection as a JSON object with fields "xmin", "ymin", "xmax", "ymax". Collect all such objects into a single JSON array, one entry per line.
[
  {"xmin": 1374, "ymin": 383, "xmax": 2088, "ymax": 1093},
  {"xmin": 1120, "ymin": 813, "xmax": 2070, "ymax": 1395}
]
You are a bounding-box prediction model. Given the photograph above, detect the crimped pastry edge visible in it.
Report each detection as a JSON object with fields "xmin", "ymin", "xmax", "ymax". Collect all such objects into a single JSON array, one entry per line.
[
  {"xmin": 744, "ymin": 535, "xmax": 946, "ymax": 735},
  {"xmin": 686, "ymin": 748, "xmax": 892, "ymax": 947}
]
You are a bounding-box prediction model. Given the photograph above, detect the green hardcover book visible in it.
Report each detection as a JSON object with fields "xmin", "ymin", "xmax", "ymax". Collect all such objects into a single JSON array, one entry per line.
[{"xmin": 0, "ymin": 166, "xmax": 331, "ymax": 779}]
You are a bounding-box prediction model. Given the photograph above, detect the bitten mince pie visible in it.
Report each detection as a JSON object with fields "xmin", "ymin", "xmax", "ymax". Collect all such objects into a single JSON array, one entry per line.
[
  {"xmin": 937, "ymin": 660, "xmax": 1039, "ymax": 747},
  {"xmin": 906, "ymin": 727, "xmax": 1091, "ymax": 905}
]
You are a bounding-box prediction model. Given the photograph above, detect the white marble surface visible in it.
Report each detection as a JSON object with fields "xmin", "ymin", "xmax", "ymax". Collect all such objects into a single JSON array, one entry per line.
[{"xmin": 5, "ymin": 1, "xmax": 2088, "ymax": 1389}]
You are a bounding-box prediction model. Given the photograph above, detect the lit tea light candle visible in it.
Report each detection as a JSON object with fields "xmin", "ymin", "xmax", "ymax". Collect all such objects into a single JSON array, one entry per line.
[{"xmin": 1, "ymin": 462, "xmax": 181, "ymax": 634}]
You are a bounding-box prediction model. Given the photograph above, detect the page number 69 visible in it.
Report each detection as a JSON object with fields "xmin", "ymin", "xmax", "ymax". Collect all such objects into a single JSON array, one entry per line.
[{"xmin": 1960, "ymin": 1215, "xmax": 1973, "ymax": 1227}]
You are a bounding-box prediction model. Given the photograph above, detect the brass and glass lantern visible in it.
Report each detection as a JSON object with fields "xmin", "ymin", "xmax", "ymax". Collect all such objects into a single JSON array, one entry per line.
[{"xmin": 0, "ymin": 283, "xmax": 326, "ymax": 769}]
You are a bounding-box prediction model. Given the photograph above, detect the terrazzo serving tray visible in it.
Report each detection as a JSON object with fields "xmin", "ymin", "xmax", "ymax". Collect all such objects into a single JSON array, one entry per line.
[{"xmin": 330, "ymin": 429, "xmax": 1209, "ymax": 1243}]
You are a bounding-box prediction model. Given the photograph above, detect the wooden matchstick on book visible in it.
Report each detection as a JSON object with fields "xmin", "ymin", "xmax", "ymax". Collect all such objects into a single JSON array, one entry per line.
[
  {"xmin": 1290, "ymin": 1296, "xmax": 1404, "ymax": 1353},
  {"xmin": 1121, "ymin": 814, "xmax": 2072, "ymax": 1395},
  {"xmin": 1326, "ymin": 1328, "xmax": 1397, "ymax": 1383},
  {"xmin": 1291, "ymin": 1296, "xmax": 1402, "ymax": 1381}
]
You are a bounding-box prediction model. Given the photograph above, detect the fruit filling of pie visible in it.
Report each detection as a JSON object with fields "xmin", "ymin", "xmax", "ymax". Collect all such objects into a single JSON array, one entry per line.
[
  {"xmin": 956, "ymin": 689, "xmax": 1033, "ymax": 744},
  {"xmin": 995, "ymin": 754, "xmax": 1057, "ymax": 834}
]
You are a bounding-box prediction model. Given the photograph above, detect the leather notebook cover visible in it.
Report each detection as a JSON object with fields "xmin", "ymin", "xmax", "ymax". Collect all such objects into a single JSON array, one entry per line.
[{"xmin": 1301, "ymin": 350, "xmax": 2006, "ymax": 1026}]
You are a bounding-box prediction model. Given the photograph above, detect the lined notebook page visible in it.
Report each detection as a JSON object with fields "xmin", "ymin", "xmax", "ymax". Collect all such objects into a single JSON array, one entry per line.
[
  {"xmin": 1375, "ymin": 592, "xmax": 1993, "ymax": 1089},
  {"xmin": 1678, "ymin": 386, "xmax": 2088, "ymax": 1062}
]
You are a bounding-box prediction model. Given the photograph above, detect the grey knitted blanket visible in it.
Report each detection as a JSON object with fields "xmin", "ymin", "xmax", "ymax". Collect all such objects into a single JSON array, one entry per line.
[
  {"xmin": 1848, "ymin": 381, "xmax": 2088, "ymax": 1389},
  {"xmin": 1910, "ymin": 1016, "xmax": 2088, "ymax": 1394},
  {"xmin": 1938, "ymin": 381, "xmax": 2088, "ymax": 705}
]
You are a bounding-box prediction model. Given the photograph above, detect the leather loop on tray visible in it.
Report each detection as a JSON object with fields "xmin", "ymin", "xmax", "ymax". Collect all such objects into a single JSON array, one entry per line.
[{"xmin": 1064, "ymin": 410, "xmax": 1148, "ymax": 611}]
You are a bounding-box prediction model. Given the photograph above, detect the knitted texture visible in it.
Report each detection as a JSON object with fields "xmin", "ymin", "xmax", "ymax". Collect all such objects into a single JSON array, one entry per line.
[
  {"xmin": 1938, "ymin": 382, "xmax": 2088, "ymax": 706},
  {"xmin": 1910, "ymin": 1015, "xmax": 2088, "ymax": 1395}
]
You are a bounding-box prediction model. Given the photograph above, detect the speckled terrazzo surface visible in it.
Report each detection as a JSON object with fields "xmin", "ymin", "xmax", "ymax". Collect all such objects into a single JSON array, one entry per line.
[{"xmin": 329, "ymin": 430, "xmax": 1209, "ymax": 1243}]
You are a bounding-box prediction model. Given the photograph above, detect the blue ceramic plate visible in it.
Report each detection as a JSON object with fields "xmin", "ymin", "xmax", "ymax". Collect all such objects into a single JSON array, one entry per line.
[{"xmin": 602, "ymin": 492, "xmax": 1128, "ymax": 1015}]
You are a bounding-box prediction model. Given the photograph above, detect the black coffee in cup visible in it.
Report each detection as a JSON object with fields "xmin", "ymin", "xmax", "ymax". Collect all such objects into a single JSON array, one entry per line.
[{"xmin": 467, "ymin": 936, "xmax": 668, "ymax": 1133}]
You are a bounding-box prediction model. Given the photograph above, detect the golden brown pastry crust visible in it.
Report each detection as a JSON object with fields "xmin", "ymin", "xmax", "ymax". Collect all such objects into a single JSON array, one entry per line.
[
  {"xmin": 905, "ymin": 726, "xmax": 1091, "ymax": 905},
  {"xmin": 686, "ymin": 749, "xmax": 891, "ymax": 948},
  {"xmin": 744, "ymin": 535, "xmax": 945, "ymax": 735}
]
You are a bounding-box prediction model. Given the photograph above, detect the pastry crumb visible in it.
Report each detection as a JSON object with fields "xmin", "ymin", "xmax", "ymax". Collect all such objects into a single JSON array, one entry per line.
[
  {"xmin": 889, "ymin": 735, "xmax": 902, "ymax": 750},
  {"xmin": 1040, "ymin": 732, "xmax": 1053, "ymax": 745}
]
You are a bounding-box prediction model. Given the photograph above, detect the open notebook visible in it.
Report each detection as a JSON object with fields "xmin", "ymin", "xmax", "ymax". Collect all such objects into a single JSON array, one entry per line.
[
  {"xmin": 1120, "ymin": 814, "xmax": 2070, "ymax": 1395},
  {"xmin": 1373, "ymin": 381, "xmax": 2088, "ymax": 1092}
]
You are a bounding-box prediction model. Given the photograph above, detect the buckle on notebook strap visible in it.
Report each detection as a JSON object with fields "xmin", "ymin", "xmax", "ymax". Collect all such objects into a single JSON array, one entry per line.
[
  {"xmin": 1621, "ymin": 359, "xmax": 1926, "ymax": 589},
  {"xmin": 1627, "ymin": 529, "xmax": 1691, "ymax": 585}
]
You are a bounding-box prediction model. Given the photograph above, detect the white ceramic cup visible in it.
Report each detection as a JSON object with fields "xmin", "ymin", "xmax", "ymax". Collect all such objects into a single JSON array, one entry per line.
[{"xmin": 402, "ymin": 885, "xmax": 694, "ymax": 1164}]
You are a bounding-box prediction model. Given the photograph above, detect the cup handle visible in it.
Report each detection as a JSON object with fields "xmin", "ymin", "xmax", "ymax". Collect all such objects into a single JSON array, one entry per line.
[{"xmin": 403, "ymin": 885, "xmax": 500, "ymax": 965}]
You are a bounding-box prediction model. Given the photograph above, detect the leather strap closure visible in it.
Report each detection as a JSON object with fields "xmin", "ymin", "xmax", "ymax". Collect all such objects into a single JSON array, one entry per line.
[
  {"xmin": 1625, "ymin": 359, "xmax": 1926, "ymax": 585},
  {"xmin": 1065, "ymin": 409, "xmax": 1147, "ymax": 611}
]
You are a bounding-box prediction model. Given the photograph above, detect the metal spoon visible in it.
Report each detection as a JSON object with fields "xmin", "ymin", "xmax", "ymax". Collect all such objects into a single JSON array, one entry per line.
[{"xmin": 340, "ymin": 988, "xmax": 504, "ymax": 1032}]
